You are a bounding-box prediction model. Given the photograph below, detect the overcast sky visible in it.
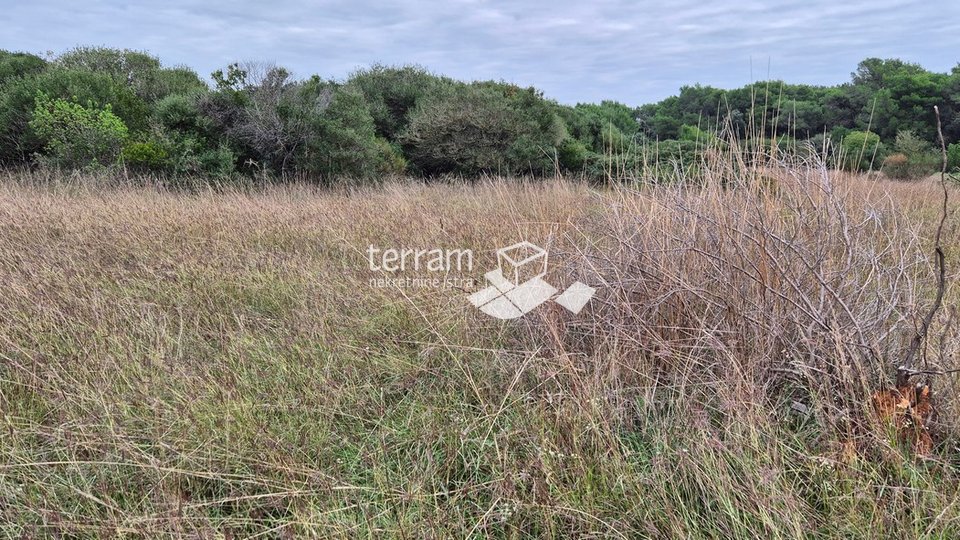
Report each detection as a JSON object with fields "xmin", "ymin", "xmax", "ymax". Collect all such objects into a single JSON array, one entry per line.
[{"xmin": 5, "ymin": 0, "xmax": 960, "ymax": 105}]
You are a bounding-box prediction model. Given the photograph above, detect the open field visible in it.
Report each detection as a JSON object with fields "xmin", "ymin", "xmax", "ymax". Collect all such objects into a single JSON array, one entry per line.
[{"xmin": 0, "ymin": 163, "xmax": 959, "ymax": 537}]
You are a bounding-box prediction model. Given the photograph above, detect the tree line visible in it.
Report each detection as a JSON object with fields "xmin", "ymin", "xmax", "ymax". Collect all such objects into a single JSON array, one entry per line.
[{"xmin": 2, "ymin": 47, "xmax": 959, "ymax": 181}]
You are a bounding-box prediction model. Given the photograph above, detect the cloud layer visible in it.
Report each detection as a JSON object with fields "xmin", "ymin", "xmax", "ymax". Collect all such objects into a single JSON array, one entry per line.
[{"xmin": 5, "ymin": 0, "xmax": 960, "ymax": 104}]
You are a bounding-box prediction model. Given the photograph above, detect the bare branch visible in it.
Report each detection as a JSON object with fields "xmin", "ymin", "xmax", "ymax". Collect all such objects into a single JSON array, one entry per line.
[{"xmin": 900, "ymin": 105, "xmax": 950, "ymax": 377}]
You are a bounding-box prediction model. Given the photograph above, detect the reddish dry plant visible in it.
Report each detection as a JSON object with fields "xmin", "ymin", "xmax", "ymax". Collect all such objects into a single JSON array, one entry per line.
[{"xmin": 871, "ymin": 383, "xmax": 936, "ymax": 456}]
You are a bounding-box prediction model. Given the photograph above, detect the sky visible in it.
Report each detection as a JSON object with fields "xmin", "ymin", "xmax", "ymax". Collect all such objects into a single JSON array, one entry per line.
[{"xmin": 5, "ymin": 0, "xmax": 960, "ymax": 106}]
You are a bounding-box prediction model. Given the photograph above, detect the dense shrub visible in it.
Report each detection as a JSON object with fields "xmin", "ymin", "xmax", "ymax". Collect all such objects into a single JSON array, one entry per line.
[
  {"xmin": 56, "ymin": 47, "xmax": 160, "ymax": 80},
  {"xmin": 197, "ymin": 144, "xmax": 238, "ymax": 176},
  {"xmin": 55, "ymin": 47, "xmax": 204, "ymax": 103},
  {"xmin": 841, "ymin": 130, "xmax": 884, "ymax": 171},
  {"xmin": 402, "ymin": 84, "xmax": 513, "ymax": 174},
  {"xmin": 29, "ymin": 93, "xmax": 129, "ymax": 169},
  {"xmin": 557, "ymin": 137, "xmax": 589, "ymax": 171},
  {"xmin": 560, "ymin": 101, "xmax": 640, "ymax": 153},
  {"xmin": 648, "ymin": 139, "xmax": 703, "ymax": 174},
  {"xmin": 4, "ymin": 49, "xmax": 960, "ymax": 184},
  {"xmin": 0, "ymin": 50, "xmax": 46, "ymax": 87},
  {"xmin": 884, "ymin": 129, "xmax": 940, "ymax": 179},
  {"xmin": 346, "ymin": 65, "xmax": 448, "ymax": 141},
  {"xmin": 121, "ymin": 139, "xmax": 168, "ymax": 171},
  {"xmin": 948, "ymin": 142, "xmax": 960, "ymax": 172},
  {"xmin": 375, "ymin": 139, "xmax": 408, "ymax": 175},
  {"xmin": 882, "ymin": 153, "xmax": 911, "ymax": 179},
  {"xmin": 0, "ymin": 68, "xmax": 147, "ymax": 163},
  {"xmin": 301, "ymin": 83, "xmax": 402, "ymax": 178},
  {"xmin": 146, "ymin": 126, "xmax": 236, "ymax": 176},
  {"xmin": 200, "ymin": 66, "xmax": 313, "ymax": 174},
  {"xmin": 402, "ymin": 83, "xmax": 566, "ymax": 175},
  {"xmin": 154, "ymin": 93, "xmax": 209, "ymax": 133},
  {"xmin": 147, "ymin": 93, "xmax": 236, "ymax": 175},
  {"xmin": 200, "ymin": 67, "xmax": 402, "ymax": 179},
  {"xmin": 678, "ymin": 124, "xmax": 722, "ymax": 146},
  {"xmin": 150, "ymin": 67, "xmax": 208, "ymax": 100},
  {"xmin": 491, "ymin": 82, "xmax": 568, "ymax": 173}
]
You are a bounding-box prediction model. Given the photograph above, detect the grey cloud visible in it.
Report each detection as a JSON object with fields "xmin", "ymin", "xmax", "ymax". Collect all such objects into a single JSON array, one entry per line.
[{"xmin": 4, "ymin": 0, "xmax": 960, "ymax": 104}]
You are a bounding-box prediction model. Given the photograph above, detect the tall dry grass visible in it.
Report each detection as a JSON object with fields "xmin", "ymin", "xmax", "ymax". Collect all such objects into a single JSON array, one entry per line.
[{"xmin": 0, "ymin": 150, "xmax": 958, "ymax": 537}]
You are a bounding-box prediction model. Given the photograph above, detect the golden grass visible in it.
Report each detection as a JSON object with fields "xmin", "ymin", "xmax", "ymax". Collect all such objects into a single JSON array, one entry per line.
[{"xmin": 0, "ymin": 164, "xmax": 958, "ymax": 538}]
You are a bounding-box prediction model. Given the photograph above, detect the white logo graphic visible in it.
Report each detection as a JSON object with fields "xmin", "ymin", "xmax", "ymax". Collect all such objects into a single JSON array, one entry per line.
[{"xmin": 467, "ymin": 241, "xmax": 596, "ymax": 320}]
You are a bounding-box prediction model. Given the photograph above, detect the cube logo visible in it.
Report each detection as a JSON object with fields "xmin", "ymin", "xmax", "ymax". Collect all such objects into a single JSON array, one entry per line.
[{"xmin": 467, "ymin": 241, "xmax": 596, "ymax": 320}]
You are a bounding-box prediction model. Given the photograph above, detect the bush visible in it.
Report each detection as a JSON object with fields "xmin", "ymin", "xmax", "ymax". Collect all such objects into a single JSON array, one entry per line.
[
  {"xmin": 558, "ymin": 138, "xmax": 588, "ymax": 171},
  {"xmin": 574, "ymin": 138, "xmax": 706, "ymax": 182},
  {"xmin": 402, "ymin": 83, "xmax": 566, "ymax": 175},
  {"xmin": 678, "ymin": 124, "xmax": 722, "ymax": 147},
  {"xmin": 375, "ymin": 139, "xmax": 408, "ymax": 175},
  {"xmin": 650, "ymin": 138, "xmax": 704, "ymax": 176},
  {"xmin": 0, "ymin": 68, "xmax": 148, "ymax": 163},
  {"xmin": 143, "ymin": 93, "xmax": 238, "ymax": 176},
  {"xmin": 559, "ymin": 101, "xmax": 640, "ymax": 154},
  {"xmin": 200, "ymin": 69, "xmax": 400, "ymax": 180},
  {"xmin": 882, "ymin": 130, "xmax": 940, "ymax": 179},
  {"xmin": 882, "ymin": 153, "xmax": 911, "ymax": 179},
  {"xmin": 154, "ymin": 93, "xmax": 209, "ymax": 133},
  {"xmin": 346, "ymin": 65, "xmax": 448, "ymax": 141},
  {"xmin": 197, "ymin": 144, "xmax": 237, "ymax": 177},
  {"xmin": 138, "ymin": 127, "xmax": 237, "ymax": 177},
  {"xmin": 401, "ymin": 84, "xmax": 516, "ymax": 175},
  {"xmin": 55, "ymin": 47, "xmax": 203, "ymax": 103},
  {"xmin": 840, "ymin": 130, "xmax": 884, "ymax": 171},
  {"xmin": 201, "ymin": 66, "xmax": 314, "ymax": 174},
  {"xmin": 301, "ymin": 84, "xmax": 400, "ymax": 178},
  {"xmin": 29, "ymin": 92, "xmax": 129, "ymax": 169},
  {"xmin": 0, "ymin": 50, "xmax": 46, "ymax": 87},
  {"xmin": 122, "ymin": 139, "xmax": 168, "ymax": 171},
  {"xmin": 499, "ymin": 84, "xmax": 568, "ymax": 173},
  {"xmin": 151, "ymin": 67, "xmax": 208, "ymax": 100},
  {"xmin": 948, "ymin": 143, "xmax": 960, "ymax": 172}
]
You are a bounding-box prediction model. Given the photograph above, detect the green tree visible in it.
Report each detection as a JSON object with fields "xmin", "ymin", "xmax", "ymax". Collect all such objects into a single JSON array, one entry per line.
[{"xmin": 844, "ymin": 59, "xmax": 944, "ymax": 141}]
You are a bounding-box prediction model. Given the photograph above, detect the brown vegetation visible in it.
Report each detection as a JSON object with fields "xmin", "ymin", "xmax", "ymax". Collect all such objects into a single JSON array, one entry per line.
[{"xmin": 0, "ymin": 158, "xmax": 957, "ymax": 536}]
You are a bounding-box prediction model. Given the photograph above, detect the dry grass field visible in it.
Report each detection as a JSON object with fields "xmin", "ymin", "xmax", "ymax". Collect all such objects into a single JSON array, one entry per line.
[{"xmin": 0, "ymin": 157, "xmax": 958, "ymax": 537}]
